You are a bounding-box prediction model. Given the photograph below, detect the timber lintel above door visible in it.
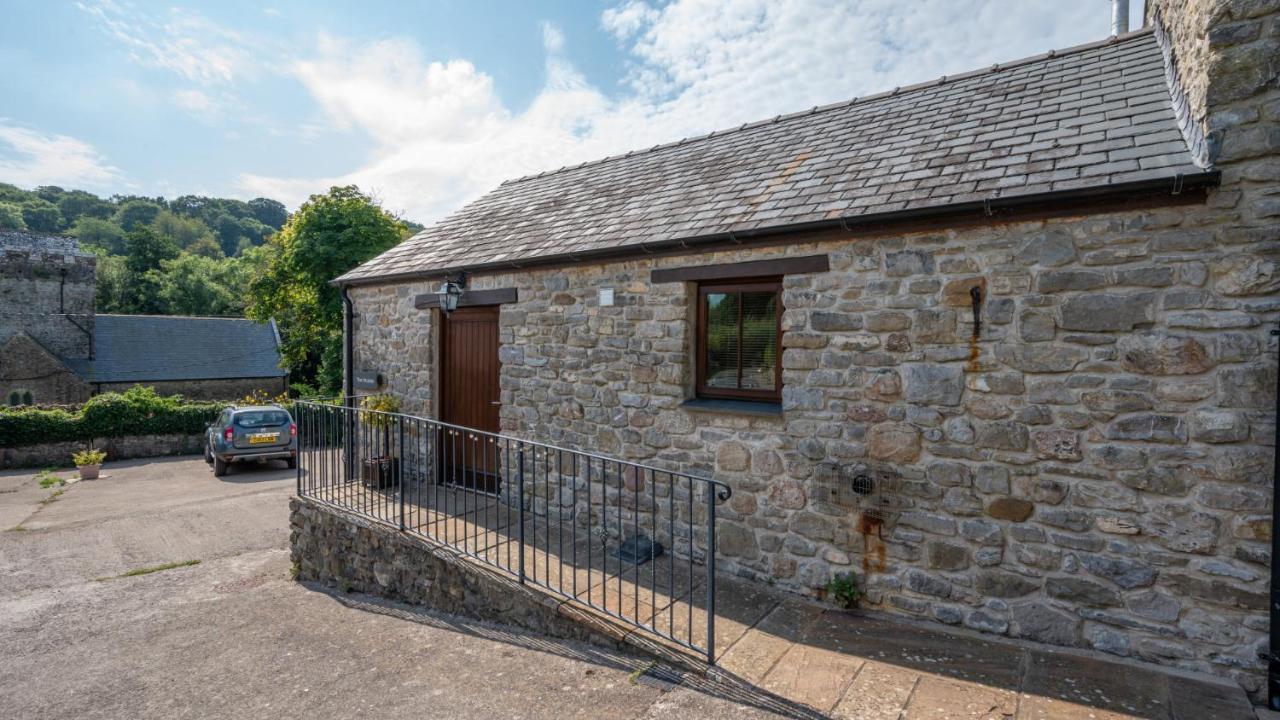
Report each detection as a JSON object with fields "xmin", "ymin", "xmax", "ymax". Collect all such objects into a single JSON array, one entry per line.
[{"xmin": 414, "ymin": 288, "xmax": 518, "ymax": 310}]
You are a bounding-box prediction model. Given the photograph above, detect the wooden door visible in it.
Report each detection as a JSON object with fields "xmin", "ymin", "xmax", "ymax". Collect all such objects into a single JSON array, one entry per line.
[{"xmin": 439, "ymin": 306, "xmax": 501, "ymax": 492}]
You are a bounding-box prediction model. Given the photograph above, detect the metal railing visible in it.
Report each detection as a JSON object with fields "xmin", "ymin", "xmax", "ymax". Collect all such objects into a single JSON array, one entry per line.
[{"xmin": 293, "ymin": 399, "xmax": 732, "ymax": 664}]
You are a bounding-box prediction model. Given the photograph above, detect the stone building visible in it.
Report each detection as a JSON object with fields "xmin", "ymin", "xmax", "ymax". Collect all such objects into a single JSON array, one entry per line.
[
  {"xmin": 333, "ymin": 0, "xmax": 1279, "ymax": 691},
  {"xmin": 0, "ymin": 231, "xmax": 287, "ymax": 404}
]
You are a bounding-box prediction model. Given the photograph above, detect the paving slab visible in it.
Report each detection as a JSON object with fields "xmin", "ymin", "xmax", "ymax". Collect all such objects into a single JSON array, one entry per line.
[
  {"xmin": 760, "ymin": 640, "xmax": 866, "ymax": 712},
  {"xmin": 904, "ymin": 675, "xmax": 1017, "ymax": 719},
  {"xmin": 1019, "ymin": 647, "xmax": 1172, "ymax": 719},
  {"xmin": 832, "ymin": 661, "xmax": 920, "ymax": 720}
]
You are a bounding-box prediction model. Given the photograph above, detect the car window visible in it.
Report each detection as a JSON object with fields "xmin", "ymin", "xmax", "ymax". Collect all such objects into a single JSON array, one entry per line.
[{"xmin": 234, "ymin": 411, "xmax": 290, "ymax": 428}]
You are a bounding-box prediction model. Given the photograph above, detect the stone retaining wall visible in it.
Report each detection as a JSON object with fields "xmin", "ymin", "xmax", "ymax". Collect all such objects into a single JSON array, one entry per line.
[
  {"xmin": 289, "ymin": 497, "xmax": 631, "ymax": 650},
  {"xmin": 0, "ymin": 433, "xmax": 204, "ymax": 469}
]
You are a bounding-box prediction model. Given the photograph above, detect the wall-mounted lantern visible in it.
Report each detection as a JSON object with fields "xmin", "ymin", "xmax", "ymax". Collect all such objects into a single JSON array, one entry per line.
[{"xmin": 436, "ymin": 272, "xmax": 468, "ymax": 315}]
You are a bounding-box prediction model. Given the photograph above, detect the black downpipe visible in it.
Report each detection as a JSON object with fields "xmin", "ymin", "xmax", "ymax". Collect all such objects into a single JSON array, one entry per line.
[
  {"xmin": 1270, "ymin": 323, "xmax": 1280, "ymax": 710},
  {"xmin": 341, "ymin": 285, "xmax": 356, "ymax": 481},
  {"xmin": 341, "ymin": 285, "xmax": 355, "ymax": 400}
]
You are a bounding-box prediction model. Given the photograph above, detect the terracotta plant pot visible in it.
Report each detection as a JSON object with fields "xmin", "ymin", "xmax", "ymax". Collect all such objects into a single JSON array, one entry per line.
[{"xmin": 77, "ymin": 464, "xmax": 101, "ymax": 480}]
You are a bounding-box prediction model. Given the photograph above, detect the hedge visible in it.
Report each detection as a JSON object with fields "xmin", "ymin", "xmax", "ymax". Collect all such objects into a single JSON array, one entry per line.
[{"xmin": 0, "ymin": 386, "xmax": 226, "ymax": 448}]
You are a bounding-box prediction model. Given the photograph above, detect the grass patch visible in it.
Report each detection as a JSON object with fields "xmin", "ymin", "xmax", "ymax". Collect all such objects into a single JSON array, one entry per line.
[
  {"xmin": 8, "ymin": 524, "xmax": 26, "ymax": 532},
  {"xmin": 36, "ymin": 469, "xmax": 66, "ymax": 489},
  {"xmin": 628, "ymin": 661, "xmax": 658, "ymax": 685},
  {"xmin": 97, "ymin": 559, "xmax": 200, "ymax": 581},
  {"xmin": 39, "ymin": 488, "xmax": 65, "ymax": 506}
]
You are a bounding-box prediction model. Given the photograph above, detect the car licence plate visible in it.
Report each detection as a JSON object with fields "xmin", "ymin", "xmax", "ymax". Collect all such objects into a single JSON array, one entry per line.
[{"xmin": 249, "ymin": 433, "xmax": 279, "ymax": 445}]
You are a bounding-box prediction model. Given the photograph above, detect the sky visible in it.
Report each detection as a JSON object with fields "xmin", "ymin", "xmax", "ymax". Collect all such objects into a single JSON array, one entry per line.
[{"xmin": 0, "ymin": 0, "xmax": 1144, "ymax": 224}]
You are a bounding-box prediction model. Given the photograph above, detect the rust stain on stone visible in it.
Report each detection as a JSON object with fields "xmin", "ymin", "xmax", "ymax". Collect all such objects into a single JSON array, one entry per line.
[
  {"xmin": 966, "ymin": 333, "xmax": 981, "ymax": 373},
  {"xmin": 857, "ymin": 513, "xmax": 886, "ymax": 574}
]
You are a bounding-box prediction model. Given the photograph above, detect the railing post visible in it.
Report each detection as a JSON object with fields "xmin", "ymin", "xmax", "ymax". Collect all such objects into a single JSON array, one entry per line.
[
  {"xmin": 397, "ymin": 416, "xmax": 406, "ymax": 531},
  {"xmin": 295, "ymin": 403, "xmax": 303, "ymax": 497},
  {"xmin": 705, "ymin": 482, "xmax": 717, "ymax": 666},
  {"xmin": 517, "ymin": 445, "xmax": 526, "ymax": 585}
]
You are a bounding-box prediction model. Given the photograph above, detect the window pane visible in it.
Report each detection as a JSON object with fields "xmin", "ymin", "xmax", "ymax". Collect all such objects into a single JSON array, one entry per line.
[
  {"xmin": 739, "ymin": 290, "xmax": 777, "ymax": 390},
  {"xmin": 704, "ymin": 292, "xmax": 739, "ymax": 388}
]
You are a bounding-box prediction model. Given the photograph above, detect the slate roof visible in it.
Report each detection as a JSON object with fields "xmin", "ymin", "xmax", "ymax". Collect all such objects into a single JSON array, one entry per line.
[
  {"xmin": 338, "ymin": 29, "xmax": 1208, "ymax": 285},
  {"xmin": 65, "ymin": 315, "xmax": 286, "ymax": 383}
]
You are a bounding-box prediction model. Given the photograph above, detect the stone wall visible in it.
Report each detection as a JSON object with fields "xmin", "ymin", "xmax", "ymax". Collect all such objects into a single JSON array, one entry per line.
[
  {"xmin": 348, "ymin": 0, "xmax": 1279, "ymax": 691},
  {"xmin": 0, "ymin": 332, "xmax": 92, "ymax": 407},
  {"xmin": 0, "ymin": 231, "xmax": 95, "ymax": 361},
  {"xmin": 0, "ymin": 433, "xmax": 205, "ymax": 469},
  {"xmin": 289, "ymin": 497, "xmax": 631, "ymax": 650},
  {"xmin": 95, "ymin": 376, "xmax": 288, "ymax": 402}
]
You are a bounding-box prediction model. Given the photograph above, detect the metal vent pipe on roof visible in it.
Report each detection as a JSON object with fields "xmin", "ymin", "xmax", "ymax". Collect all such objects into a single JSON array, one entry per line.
[{"xmin": 1111, "ymin": 0, "xmax": 1129, "ymax": 35}]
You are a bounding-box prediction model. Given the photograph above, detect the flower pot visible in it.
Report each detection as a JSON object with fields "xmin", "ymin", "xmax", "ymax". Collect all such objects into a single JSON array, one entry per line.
[
  {"xmin": 360, "ymin": 457, "xmax": 399, "ymax": 489},
  {"xmin": 78, "ymin": 464, "xmax": 101, "ymax": 480}
]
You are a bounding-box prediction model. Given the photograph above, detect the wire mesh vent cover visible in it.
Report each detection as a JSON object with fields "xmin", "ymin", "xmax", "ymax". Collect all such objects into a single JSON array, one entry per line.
[{"xmin": 814, "ymin": 462, "xmax": 908, "ymax": 526}]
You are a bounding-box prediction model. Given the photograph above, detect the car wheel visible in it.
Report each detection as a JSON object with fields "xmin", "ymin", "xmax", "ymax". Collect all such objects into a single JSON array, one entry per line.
[
  {"xmin": 213, "ymin": 457, "xmax": 228, "ymax": 477},
  {"xmin": 204, "ymin": 441, "xmax": 213, "ymax": 464}
]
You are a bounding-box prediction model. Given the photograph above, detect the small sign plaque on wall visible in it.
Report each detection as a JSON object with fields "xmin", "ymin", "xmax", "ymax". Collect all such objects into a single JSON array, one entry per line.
[
  {"xmin": 353, "ymin": 370, "xmax": 383, "ymax": 390},
  {"xmin": 599, "ymin": 287, "xmax": 615, "ymax": 307}
]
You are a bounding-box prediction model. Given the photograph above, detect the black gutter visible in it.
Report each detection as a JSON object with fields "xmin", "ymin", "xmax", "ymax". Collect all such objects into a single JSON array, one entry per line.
[{"xmin": 331, "ymin": 171, "xmax": 1219, "ymax": 288}]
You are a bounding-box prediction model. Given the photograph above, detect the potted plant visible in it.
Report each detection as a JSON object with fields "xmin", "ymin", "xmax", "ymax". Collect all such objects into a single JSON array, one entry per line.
[
  {"xmin": 72, "ymin": 448, "xmax": 107, "ymax": 480},
  {"xmin": 359, "ymin": 394, "xmax": 401, "ymax": 489}
]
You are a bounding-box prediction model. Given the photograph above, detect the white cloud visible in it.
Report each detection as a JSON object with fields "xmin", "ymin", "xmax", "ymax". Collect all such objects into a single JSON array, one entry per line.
[
  {"xmin": 243, "ymin": 0, "xmax": 1114, "ymax": 223},
  {"xmin": 77, "ymin": 0, "xmax": 273, "ymax": 123},
  {"xmin": 0, "ymin": 120, "xmax": 122, "ymax": 190},
  {"xmin": 78, "ymin": 1, "xmax": 257, "ymax": 86},
  {"xmin": 172, "ymin": 89, "xmax": 216, "ymax": 113}
]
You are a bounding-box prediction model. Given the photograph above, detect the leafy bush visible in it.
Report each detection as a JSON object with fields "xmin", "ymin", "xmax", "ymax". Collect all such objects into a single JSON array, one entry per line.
[
  {"xmin": 0, "ymin": 386, "xmax": 223, "ymax": 447},
  {"xmin": 825, "ymin": 572, "xmax": 862, "ymax": 610},
  {"xmin": 72, "ymin": 448, "xmax": 107, "ymax": 466}
]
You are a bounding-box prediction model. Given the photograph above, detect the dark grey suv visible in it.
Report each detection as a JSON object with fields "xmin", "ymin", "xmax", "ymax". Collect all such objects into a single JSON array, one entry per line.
[{"xmin": 205, "ymin": 405, "xmax": 297, "ymax": 476}]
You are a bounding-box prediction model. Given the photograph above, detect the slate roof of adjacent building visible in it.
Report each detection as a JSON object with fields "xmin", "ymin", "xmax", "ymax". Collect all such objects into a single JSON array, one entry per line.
[
  {"xmin": 65, "ymin": 315, "xmax": 286, "ymax": 383},
  {"xmin": 338, "ymin": 29, "xmax": 1210, "ymax": 285}
]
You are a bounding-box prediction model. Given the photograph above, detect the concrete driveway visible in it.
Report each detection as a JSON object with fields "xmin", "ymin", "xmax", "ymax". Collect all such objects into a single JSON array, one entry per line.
[{"xmin": 0, "ymin": 456, "xmax": 788, "ymax": 720}]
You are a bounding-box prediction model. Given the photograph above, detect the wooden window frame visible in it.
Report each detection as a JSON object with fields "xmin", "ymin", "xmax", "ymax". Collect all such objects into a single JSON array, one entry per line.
[{"xmin": 695, "ymin": 278, "xmax": 783, "ymax": 403}]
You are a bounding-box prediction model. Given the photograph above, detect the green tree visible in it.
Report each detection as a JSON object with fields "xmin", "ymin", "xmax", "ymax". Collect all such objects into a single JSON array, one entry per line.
[
  {"xmin": 21, "ymin": 198, "xmax": 63, "ymax": 232},
  {"xmin": 57, "ymin": 190, "xmax": 114, "ymax": 223},
  {"xmin": 151, "ymin": 208, "xmax": 215, "ymax": 249},
  {"xmin": 122, "ymin": 227, "xmax": 179, "ymax": 313},
  {"xmin": 70, "ymin": 217, "xmax": 126, "ymax": 253},
  {"xmin": 0, "ymin": 183, "xmax": 25, "ymax": 203},
  {"xmin": 186, "ymin": 236, "xmax": 226, "ymax": 259},
  {"xmin": 92, "ymin": 252, "xmax": 129, "ymax": 313},
  {"xmin": 247, "ymin": 185, "xmax": 404, "ymax": 392},
  {"xmin": 247, "ymin": 197, "xmax": 288, "ymax": 229},
  {"xmin": 0, "ymin": 202, "xmax": 25, "ymax": 230},
  {"xmin": 154, "ymin": 253, "xmax": 243, "ymax": 316},
  {"xmin": 114, "ymin": 199, "xmax": 163, "ymax": 231}
]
